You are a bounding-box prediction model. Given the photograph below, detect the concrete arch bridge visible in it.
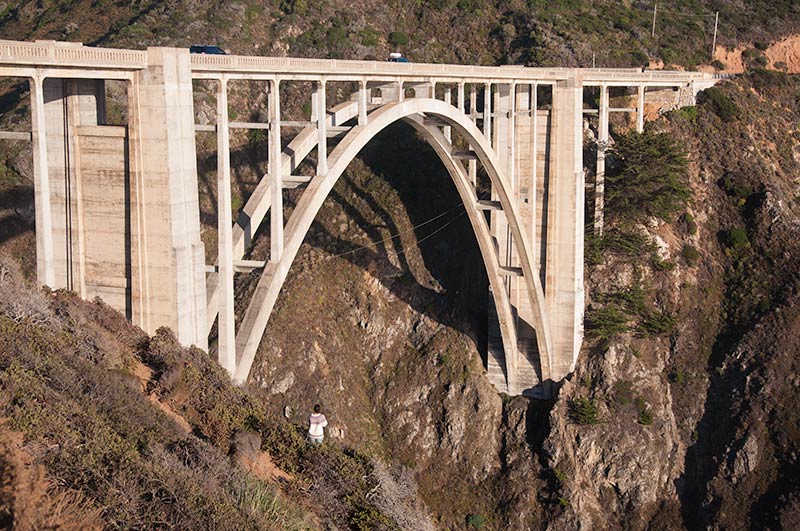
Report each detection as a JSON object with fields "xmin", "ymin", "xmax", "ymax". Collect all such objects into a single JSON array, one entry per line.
[{"xmin": 0, "ymin": 40, "xmax": 718, "ymax": 396}]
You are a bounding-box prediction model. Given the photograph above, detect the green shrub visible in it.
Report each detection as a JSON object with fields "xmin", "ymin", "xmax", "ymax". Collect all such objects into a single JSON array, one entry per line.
[
  {"xmin": 635, "ymin": 398, "xmax": 654, "ymax": 425},
  {"xmin": 599, "ymin": 284, "xmax": 647, "ymax": 315},
  {"xmin": 279, "ymin": 0, "xmax": 307, "ymax": 16},
  {"xmin": 724, "ymin": 228, "xmax": 750, "ymax": 253},
  {"xmin": 638, "ymin": 408, "xmax": 654, "ymax": 425},
  {"xmin": 613, "ymin": 380, "xmax": 634, "ymax": 405},
  {"xmin": 568, "ymin": 397, "xmax": 600, "ymax": 425},
  {"xmin": 670, "ymin": 370, "xmax": 686, "ymax": 385},
  {"xmin": 652, "ymin": 256, "xmax": 676, "ymax": 271},
  {"xmin": 672, "ymin": 105, "xmax": 698, "ymax": 123},
  {"xmin": 606, "ymin": 131, "xmax": 690, "ymax": 222},
  {"xmin": 359, "ymin": 28, "xmax": 379, "ymax": 46},
  {"xmin": 711, "ymin": 60, "xmax": 726, "ymax": 71},
  {"xmin": 457, "ymin": 0, "xmax": 478, "ymax": 13},
  {"xmin": 699, "ymin": 87, "xmax": 740, "ymax": 122},
  {"xmin": 348, "ymin": 497, "xmax": 394, "ymax": 531},
  {"xmin": 636, "ymin": 310, "xmax": 677, "ymax": 337},
  {"xmin": 602, "ymin": 226, "xmax": 657, "ymax": 256},
  {"xmin": 388, "ymin": 31, "xmax": 409, "ymax": 46},
  {"xmin": 585, "ymin": 227, "xmax": 604, "ymax": 265},
  {"xmin": 327, "ymin": 26, "xmax": 348, "ymax": 49},
  {"xmin": 750, "ymin": 68, "xmax": 793, "ymax": 90},
  {"xmin": 467, "ymin": 513, "xmax": 487, "ymax": 529},
  {"xmin": 681, "ymin": 244, "xmax": 700, "ymax": 266},
  {"xmin": 720, "ymin": 173, "xmax": 752, "ymax": 204},
  {"xmin": 585, "ymin": 305, "xmax": 630, "ymax": 339}
]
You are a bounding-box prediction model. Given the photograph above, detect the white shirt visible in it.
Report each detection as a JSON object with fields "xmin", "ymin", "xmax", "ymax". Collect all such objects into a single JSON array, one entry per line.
[{"xmin": 309, "ymin": 413, "xmax": 328, "ymax": 437}]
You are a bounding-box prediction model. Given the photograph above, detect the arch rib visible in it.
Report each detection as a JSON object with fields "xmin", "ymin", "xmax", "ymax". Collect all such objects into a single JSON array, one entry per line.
[
  {"xmin": 233, "ymin": 99, "xmax": 554, "ymax": 393},
  {"xmin": 205, "ymin": 100, "xmax": 360, "ymax": 333}
]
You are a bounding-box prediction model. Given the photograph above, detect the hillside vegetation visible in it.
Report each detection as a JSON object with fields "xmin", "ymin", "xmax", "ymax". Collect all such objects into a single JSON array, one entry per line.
[
  {"xmin": 0, "ymin": 1, "xmax": 799, "ymax": 530},
  {"xmin": 1, "ymin": 0, "xmax": 798, "ymax": 68}
]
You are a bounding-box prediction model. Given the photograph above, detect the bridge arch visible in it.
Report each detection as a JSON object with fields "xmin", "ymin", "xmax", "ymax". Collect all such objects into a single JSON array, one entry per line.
[{"xmin": 232, "ymin": 98, "xmax": 553, "ymax": 394}]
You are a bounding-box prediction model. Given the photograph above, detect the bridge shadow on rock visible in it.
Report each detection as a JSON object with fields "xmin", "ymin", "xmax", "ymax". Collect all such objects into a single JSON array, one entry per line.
[
  {"xmin": 354, "ymin": 122, "xmax": 490, "ymax": 350},
  {"xmin": 272, "ymin": 120, "xmax": 491, "ymax": 368}
]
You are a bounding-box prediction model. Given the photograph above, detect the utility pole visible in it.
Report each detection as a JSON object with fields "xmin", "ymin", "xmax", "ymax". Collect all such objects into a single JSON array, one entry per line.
[
  {"xmin": 651, "ymin": 3, "xmax": 657, "ymax": 38},
  {"xmin": 711, "ymin": 11, "xmax": 719, "ymax": 60}
]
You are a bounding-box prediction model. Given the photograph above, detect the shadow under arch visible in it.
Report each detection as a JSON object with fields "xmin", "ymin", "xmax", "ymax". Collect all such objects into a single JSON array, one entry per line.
[{"xmin": 233, "ymin": 98, "xmax": 553, "ymax": 395}]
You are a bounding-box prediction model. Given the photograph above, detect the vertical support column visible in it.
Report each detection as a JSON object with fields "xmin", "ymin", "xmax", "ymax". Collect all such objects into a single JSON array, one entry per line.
[
  {"xmin": 508, "ymin": 83, "xmax": 516, "ymax": 190},
  {"xmin": 531, "ymin": 82, "xmax": 538, "ymax": 266},
  {"xmin": 315, "ymin": 80, "xmax": 327, "ymax": 177},
  {"xmin": 636, "ymin": 84, "xmax": 645, "ymax": 133},
  {"xmin": 269, "ymin": 78, "xmax": 284, "ymax": 261},
  {"xmin": 595, "ymin": 84, "xmax": 609, "ymax": 235},
  {"xmin": 469, "ymin": 84, "xmax": 477, "ymax": 186},
  {"xmin": 30, "ymin": 75, "xmax": 55, "ymax": 287},
  {"xmin": 358, "ymin": 80, "xmax": 368, "ymax": 126},
  {"xmin": 397, "ymin": 80, "xmax": 404, "ymax": 102},
  {"xmin": 493, "ymin": 84, "xmax": 510, "ymax": 171},
  {"xmin": 469, "ymin": 84, "xmax": 477, "ymax": 120},
  {"xmin": 443, "ymin": 85, "xmax": 452, "ymax": 142},
  {"xmin": 216, "ymin": 76, "xmax": 236, "ymax": 375},
  {"xmin": 483, "ymin": 83, "xmax": 491, "ymax": 144},
  {"xmin": 544, "ymin": 73, "xmax": 585, "ymax": 382}
]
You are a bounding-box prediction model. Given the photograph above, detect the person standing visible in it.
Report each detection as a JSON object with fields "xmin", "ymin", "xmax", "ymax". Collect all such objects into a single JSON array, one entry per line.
[{"xmin": 308, "ymin": 403, "xmax": 328, "ymax": 445}]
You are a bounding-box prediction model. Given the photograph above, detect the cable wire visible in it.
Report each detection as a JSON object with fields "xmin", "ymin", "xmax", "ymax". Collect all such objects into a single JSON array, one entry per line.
[{"xmin": 328, "ymin": 202, "xmax": 467, "ymax": 259}]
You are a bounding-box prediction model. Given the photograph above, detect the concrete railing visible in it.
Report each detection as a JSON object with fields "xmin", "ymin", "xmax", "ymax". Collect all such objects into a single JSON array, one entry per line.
[
  {"xmin": 189, "ymin": 53, "xmax": 568, "ymax": 79},
  {"xmin": 189, "ymin": 53, "xmax": 714, "ymax": 84},
  {"xmin": 0, "ymin": 40, "xmax": 146, "ymax": 69},
  {"xmin": 0, "ymin": 39, "xmax": 716, "ymax": 86}
]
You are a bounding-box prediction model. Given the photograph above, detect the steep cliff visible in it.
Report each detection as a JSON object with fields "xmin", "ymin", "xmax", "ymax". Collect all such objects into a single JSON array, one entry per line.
[{"xmin": 545, "ymin": 72, "xmax": 800, "ymax": 530}]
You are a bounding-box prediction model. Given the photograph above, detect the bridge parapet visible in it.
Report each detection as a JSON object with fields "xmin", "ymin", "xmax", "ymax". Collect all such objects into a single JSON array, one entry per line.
[{"xmin": 0, "ymin": 40, "xmax": 146, "ymax": 69}]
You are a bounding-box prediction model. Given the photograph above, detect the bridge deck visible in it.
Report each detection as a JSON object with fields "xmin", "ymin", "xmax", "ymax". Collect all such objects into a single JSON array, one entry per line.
[{"xmin": 0, "ymin": 39, "xmax": 717, "ymax": 87}]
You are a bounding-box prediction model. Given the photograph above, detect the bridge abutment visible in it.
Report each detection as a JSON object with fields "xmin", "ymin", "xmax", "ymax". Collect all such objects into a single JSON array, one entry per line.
[{"xmin": 29, "ymin": 48, "xmax": 208, "ymax": 347}]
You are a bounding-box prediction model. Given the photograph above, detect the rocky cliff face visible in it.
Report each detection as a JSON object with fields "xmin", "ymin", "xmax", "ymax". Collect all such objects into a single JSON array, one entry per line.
[
  {"xmin": 541, "ymin": 73, "xmax": 800, "ymax": 530},
  {"xmin": 236, "ymin": 73, "xmax": 800, "ymax": 531}
]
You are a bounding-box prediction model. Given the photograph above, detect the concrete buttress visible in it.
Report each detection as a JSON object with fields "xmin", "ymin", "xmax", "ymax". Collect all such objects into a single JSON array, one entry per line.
[
  {"xmin": 546, "ymin": 75, "xmax": 585, "ymax": 381},
  {"xmin": 128, "ymin": 48, "xmax": 207, "ymax": 348}
]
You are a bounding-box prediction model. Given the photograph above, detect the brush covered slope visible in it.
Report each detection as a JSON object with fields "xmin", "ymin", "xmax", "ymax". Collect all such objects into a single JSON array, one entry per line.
[
  {"xmin": 0, "ymin": 259, "xmax": 444, "ymax": 530},
  {"xmin": 0, "ymin": 0, "xmax": 799, "ymax": 68}
]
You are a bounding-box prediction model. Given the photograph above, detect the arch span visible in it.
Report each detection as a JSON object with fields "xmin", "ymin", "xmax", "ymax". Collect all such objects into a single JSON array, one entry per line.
[{"xmin": 233, "ymin": 98, "xmax": 553, "ymax": 394}]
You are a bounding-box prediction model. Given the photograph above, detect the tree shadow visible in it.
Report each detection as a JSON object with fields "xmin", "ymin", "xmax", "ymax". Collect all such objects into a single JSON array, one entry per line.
[{"xmin": 0, "ymin": 185, "xmax": 34, "ymax": 246}]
